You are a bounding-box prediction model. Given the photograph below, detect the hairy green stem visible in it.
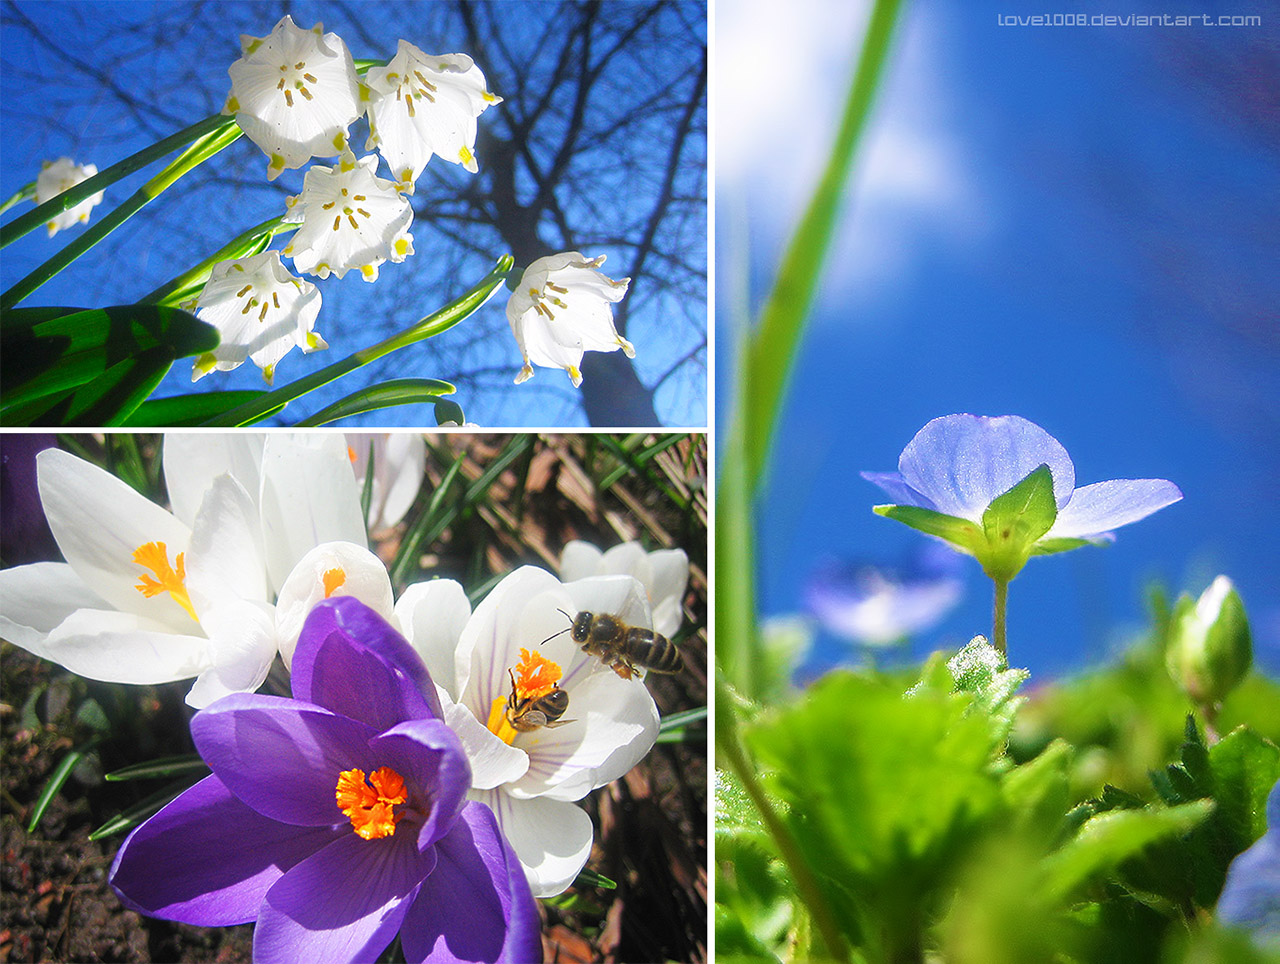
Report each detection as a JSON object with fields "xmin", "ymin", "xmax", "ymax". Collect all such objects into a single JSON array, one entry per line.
[
  {"xmin": 1, "ymin": 113, "xmax": 233, "ymax": 248},
  {"xmin": 993, "ymin": 577, "xmax": 1010, "ymax": 657}
]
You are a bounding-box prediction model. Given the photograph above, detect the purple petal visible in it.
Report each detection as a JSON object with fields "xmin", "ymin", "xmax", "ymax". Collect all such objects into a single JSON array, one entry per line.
[
  {"xmin": 400, "ymin": 801, "xmax": 541, "ymax": 964},
  {"xmin": 191, "ymin": 693, "xmax": 379, "ymax": 826},
  {"xmin": 1047, "ymin": 479, "xmax": 1183, "ymax": 540},
  {"xmin": 110, "ymin": 775, "xmax": 339, "ymax": 926},
  {"xmin": 254, "ymin": 826, "xmax": 437, "ymax": 964},
  {"xmin": 370, "ymin": 719, "xmax": 472, "ymax": 852},
  {"xmin": 858, "ymin": 471, "xmax": 937, "ymax": 511},
  {"xmin": 293, "ymin": 597, "xmax": 443, "ymax": 731},
  {"xmin": 897, "ymin": 415, "xmax": 1076, "ymax": 521}
]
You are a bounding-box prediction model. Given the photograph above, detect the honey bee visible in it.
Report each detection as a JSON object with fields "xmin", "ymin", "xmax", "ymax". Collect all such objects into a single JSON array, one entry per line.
[
  {"xmin": 553, "ymin": 610, "xmax": 683, "ymax": 680},
  {"xmin": 505, "ymin": 669, "xmax": 572, "ymax": 732}
]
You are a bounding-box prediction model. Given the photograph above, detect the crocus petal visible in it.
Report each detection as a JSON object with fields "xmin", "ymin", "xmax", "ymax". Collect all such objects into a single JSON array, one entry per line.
[
  {"xmin": 185, "ymin": 600, "xmax": 278, "ymax": 708},
  {"xmin": 441, "ymin": 697, "xmax": 530, "ymax": 790},
  {"xmin": 0, "ymin": 562, "xmax": 108, "ymax": 653},
  {"xmin": 292, "ymin": 597, "xmax": 443, "ymax": 730},
  {"xmin": 558, "ymin": 540, "xmax": 604, "ymax": 582},
  {"xmin": 41, "ymin": 609, "xmax": 210, "ymax": 683},
  {"xmin": 395, "ymin": 579, "xmax": 471, "ymax": 699},
  {"xmin": 184, "ymin": 473, "xmax": 269, "ymax": 608},
  {"xmin": 506, "ymin": 668, "xmax": 660, "ymax": 802},
  {"xmin": 347, "ymin": 432, "xmax": 427, "ymax": 531},
  {"xmin": 1046, "ymin": 478, "xmax": 1184, "ymax": 540},
  {"xmin": 162, "ymin": 434, "xmax": 265, "ymax": 528},
  {"xmin": 190, "ymin": 693, "xmax": 379, "ymax": 826},
  {"xmin": 473, "ymin": 790, "xmax": 593, "ymax": 898},
  {"xmin": 274, "ymin": 541, "xmax": 396, "ymax": 668},
  {"xmin": 369, "ymin": 718, "xmax": 471, "ymax": 851},
  {"xmin": 255, "ymin": 827, "xmax": 434, "ymax": 964},
  {"xmin": 110, "ymin": 775, "xmax": 340, "ymax": 926},
  {"xmin": 896, "ymin": 414, "xmax": 1076, "ymax": 522},
  {"xmin": 259, "ymin": 434, "xmax": 367, "ymax": 594},
  {"xmin": 400, "ymin": 801, "xmax": 540, "ymax": 964},
  {"xmin": 37, "ymin": 448, "xmax": 194, "ymax": 630},
  {"xmin": 858, "ymin": 470, "xmax": 938, "ymax": 511}
]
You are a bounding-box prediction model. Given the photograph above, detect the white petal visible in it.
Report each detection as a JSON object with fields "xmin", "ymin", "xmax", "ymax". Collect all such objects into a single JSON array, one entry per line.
[
  {"xmin": 274, "ymin": 541, "xmax": 394, "ymax": 667},
  {"xmin": 42, "ymin": 610, "xmax": 210, "ymax": 683},
  {"xmin": 563, "ymin": 574, "xmax": 654, "ymax": 635},
  {"xmin": 259, "ymin": 434, "xmax": 367, "ymax": 594},
  {"xmin": 472, "ymin": 790, "xmax": 593, "ymax": 898},
  {"xmin": 0, "ymin": 562, "xmax": 108, "ymax": 654},
  {"xmin": 506, "ymin": 669, "xmax": 659, "ymax": 801},
  {"xmin": 162, "ymin": 434, "xmax": 264, "ymax": 528},
  {"xmin": 442, "ymin": 697, "xmax": 529, "ymax": 789},
  {"xmin": 184, "ymin": 474, "xmax": 269, "ymax": 610},
  {"xmin": 558, "ymin": 540, "xmax": 603, "ymax": 582},
  {"xmin": 394, "ymin": 578, "xmax": 470, "ymax": 698},
  {"xmin": 37, "ymin": 449, "xmax": 194, "ymax": 631},
  {"xmin": 185, "ymin": 600, "xmax": 278, "ymax": 708}
]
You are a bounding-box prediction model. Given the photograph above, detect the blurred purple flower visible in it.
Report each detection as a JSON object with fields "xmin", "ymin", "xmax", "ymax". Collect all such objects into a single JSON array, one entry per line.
[
  {"xmin": 806, "ymin": 543, "xmax": 964, "ymax": 646},
  {"xmin": 110, "ymin": 597, "xmax": 540, "ymax": 964},
  {"xmin": 0, "ymin": 434, "xmax": 58, "ymax": 564},
  {"xmin": 1218, "ymin": 777, "xmax": 1280, "ymax": 947}
]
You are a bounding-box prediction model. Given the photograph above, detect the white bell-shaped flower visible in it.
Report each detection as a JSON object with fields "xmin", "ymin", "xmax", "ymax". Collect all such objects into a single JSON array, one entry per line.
[
  {"xmin": 506, "ymin": 252, "xmax": 633, "ymax": 387},
  {"xmin": 282, "ymin": 152, "xmax": 415, "ymax": 282},
  {"xmin": 36, "ymin": 158, "xmax": 104, "ymax": 236},
  {"xmin": 363, "ymin": 43, "xmax": 503, "ymax": 191},
  {"xmin": 190, "ymin": 252, "xmax": 326, "ymax": 386},
  {"xmin": 225, "ymin": 16, "xmax": 361, "ymax": 180}
]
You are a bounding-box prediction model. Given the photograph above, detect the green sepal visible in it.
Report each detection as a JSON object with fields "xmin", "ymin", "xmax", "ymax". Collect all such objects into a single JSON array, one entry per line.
[
  {"xmin": 872, "ymin": 504, "xmax": 983, "ymax": 554},
  {"xmin": 979, "ymin": 464, "xmax": 1058, "ymax": 581},
  {"xmin": 1, "ymin": 304, "xmax": 218, "ymax": 418},
  {"xmin": 1030, "ymin": 536, "xmax": 1100, "ymax": 556}
]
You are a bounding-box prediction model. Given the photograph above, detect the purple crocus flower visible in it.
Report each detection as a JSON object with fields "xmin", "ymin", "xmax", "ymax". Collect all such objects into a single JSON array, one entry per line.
[
  {"xmin": 862, "ymin": 414, "xmax": 1182, "ymax": 576},
  {"xmin": 109, "ymin": 597, "xmax": 541, "ymax": 964},
  {"xmin": 1218, "ymin": 777, "xmax": 1280, "ymax": 946}
]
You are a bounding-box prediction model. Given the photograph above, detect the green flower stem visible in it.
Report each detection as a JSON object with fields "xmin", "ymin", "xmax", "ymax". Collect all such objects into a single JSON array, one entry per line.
[
  {"xmin": 1, "ymin": 120, "xmax": 243, "ymax": 311},
  {"xmin": 141, "ymin": 215, "xmax": 297, "ymax": 307},
  {"xmin": 741, "ymin": 0, "xmax": 904, "ymax": 489},
  {"xmin": 0, "ymin": 182, "xmax": 36, "ymax": 217},
  {"xmin": 718, "ymin": 712, "xmax": 850, "ymax": 964},
  {"xmin": 201, "ymin": 255, "xmax": 514, "ymax": 427},
  {"xmin": 993, "ymin": 577, "xmax": 1010, "ymax": 657},
  {"xmin": 1, "ymin": 113, "xmax": 234, "ymax": 249}
]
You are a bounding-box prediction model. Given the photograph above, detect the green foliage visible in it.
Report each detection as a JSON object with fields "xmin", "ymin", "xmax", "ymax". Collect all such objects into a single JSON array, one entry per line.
[{"xmin": 715, "ymin": 616, "xmax": 1280, "ymax": 963}]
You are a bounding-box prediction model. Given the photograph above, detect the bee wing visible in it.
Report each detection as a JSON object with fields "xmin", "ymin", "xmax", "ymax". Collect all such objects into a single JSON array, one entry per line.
[{"xmin": 563, "ymin": 574, "xmax": 654, "ymax": 629}]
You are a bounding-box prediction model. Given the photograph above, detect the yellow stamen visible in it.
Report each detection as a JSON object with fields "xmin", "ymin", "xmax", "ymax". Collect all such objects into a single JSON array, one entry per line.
[
  {"xmin": 132, "ymin": 542, "xmax": 197, "ymax": 621},
  {"xmin": 336, "ymin": 766, "xmax": 407, "ymax": 840},
  {"xmin": 486, "ymin": 649, "xmax": 563, "ymax": 745},
  {"xmin": 322, "ymin": 567, "xmax": 346, "ymax": 598}
]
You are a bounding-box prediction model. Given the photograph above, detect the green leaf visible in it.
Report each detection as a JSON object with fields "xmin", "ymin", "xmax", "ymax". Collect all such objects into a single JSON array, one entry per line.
[
  {"xmin": 1, "ymin": 304, "xmax": 218, "ymax": 416},
  {"xmin": 872, "ymin": 504, "xmax": 983, "ymax": 553},
  {"xmin": 296, "ymin": 378, "xmax": 456, "ymax": 426},
  {"xmin": 980, "ymin": 464, "xmax": 1058, "ymax": 581},
  {"xmin": 104, "ymin": 754, "xmax": 210, "ymax": 782},
  {"xmin": 121, "ymin": 390, "xmax": 281, "ymax": 427},
  {"xmin": 571, "ymin": 868, "xmax": 617, "ymax": 890},
  {"xmin": 1041, "ymin": 800, "xmax": 1214, "ymax": 899},
  {"xmin": 3, "ymin": 345, "xmax": 179, "ymax": 427},
  {"xmin": 88, "ymin": 780, "xmax": 193, "ymax": 840},
  {"xmin": 27, "ymin": 739, "xmax": 100, "ymax": 833},
  {"xmin": 1207, "ymin": 725, "xmax": 1280, "ymax": 852}
]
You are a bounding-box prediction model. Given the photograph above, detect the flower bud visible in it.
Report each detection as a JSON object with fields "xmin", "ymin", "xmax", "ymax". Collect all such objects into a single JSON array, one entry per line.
[{"xmin": 1165, "ymin": 576, "xmax": 1252, "ymax": 704}]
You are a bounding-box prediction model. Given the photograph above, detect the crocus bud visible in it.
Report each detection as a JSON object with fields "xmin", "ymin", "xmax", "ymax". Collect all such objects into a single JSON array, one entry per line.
[{"xmin": 1165, "ymin": 576, "xmax": 1252, "ymax": 705}]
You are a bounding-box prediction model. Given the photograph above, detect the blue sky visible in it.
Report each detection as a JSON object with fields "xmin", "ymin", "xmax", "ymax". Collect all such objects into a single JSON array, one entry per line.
[
  {"xmin": 1, "ymin": 1, "xmax": 707, "ymax": 428},
  {"xmin": 718, "ymin": 0, "xmax": 1280, "ymax": 679}
]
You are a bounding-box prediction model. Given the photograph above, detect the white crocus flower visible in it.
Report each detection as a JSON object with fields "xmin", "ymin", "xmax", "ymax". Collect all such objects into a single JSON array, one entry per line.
[
  {"xmin": 225, "ymin": 15, "xmax": 361, "ymax": 181},
  {"xmin": 560, "ymin": 540, "xmax": 689, "ymax": 638},
  {"xmin": 0, "ymin": 449, "xmax": 274, "ymax": 708},
  {"xmin": 345, "ymin": 433, "xmax": 427, "ymax": 532},
  {"xmin": 281, "ymin": 152, "xmax": 414, "ymax": 281},
  {"xmin": 506, "ymin": 252, "xmax": 633, "ymax": 387},
  {"xmin": 396, "ymin": 567, "xmax": 661, "ymax": 897},
  {"xmin": 189, "ymin": 252, "xmax": 326, "ymax": 386},
  {"xmin": 0, "ymin": 434, "xmax": 372, "ymax": 708},
  {"xmin": 363, "ymin": 43, "xmax": 503, "ymax": 190},
  {"xmin": 36, "ymin": 158, "xmax": 104, "ymax": 236}
]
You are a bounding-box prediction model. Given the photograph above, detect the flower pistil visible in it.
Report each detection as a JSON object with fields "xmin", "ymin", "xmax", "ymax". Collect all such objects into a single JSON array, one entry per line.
[
  {"xmin": 335, "ymin": 766, "xmax": 407, "ymax": 840},
  {"xmin": 132, "ymin": 542, "xmax": 197, "ymax": 621}
]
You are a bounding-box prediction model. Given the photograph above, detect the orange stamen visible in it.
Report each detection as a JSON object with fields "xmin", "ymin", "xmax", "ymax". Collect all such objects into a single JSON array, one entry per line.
[
  {"xmin": 485, "ymin": 649, "xmax": 564, "ymax": 745},
  {"xmin": 132, "ymin": 542, "xmax": 197, "ymax": 621},
  {"xmin": 322, "ymin": 567, "xmax": 346, "ymax": 598},
  {"xmin": 335, "ymin": 766, "xmax": 406, "ymax": 840}
]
